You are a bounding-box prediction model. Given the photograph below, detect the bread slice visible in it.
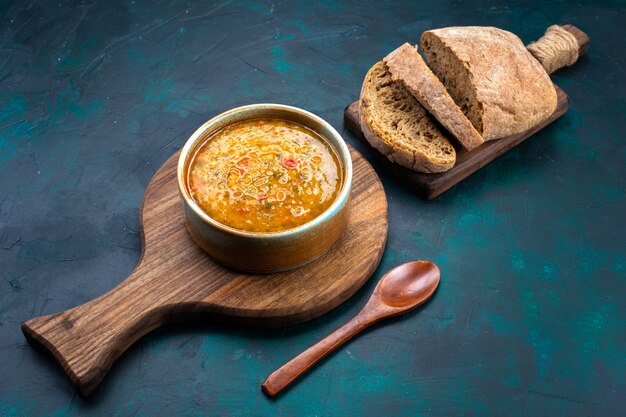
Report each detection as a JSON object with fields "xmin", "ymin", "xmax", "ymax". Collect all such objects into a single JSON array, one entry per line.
[
  {"xmin": 359, "ymin": 61, "xmax": 456, "ymax": 173},
  {"xmin": 421, "ymin": 26, "xmax": 557, "ymax": 141},
  {"xmin": 384, "ymin": 43, "xmax": 484, "ymax": 150}
]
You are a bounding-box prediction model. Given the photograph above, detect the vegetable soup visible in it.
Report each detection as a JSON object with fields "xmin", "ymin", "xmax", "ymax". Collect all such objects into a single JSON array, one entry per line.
[{"xmin": 187, "ymin": 119, "xmax": 342, "ymax": 232}]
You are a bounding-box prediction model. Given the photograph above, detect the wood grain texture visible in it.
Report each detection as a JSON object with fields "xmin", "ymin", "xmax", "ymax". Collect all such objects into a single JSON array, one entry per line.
[
  {"xmin": 345, "ymin": 86, "xmax": 568, "ymax": 199},
  {"xmin": 21, "ymin": 146, "xmax": 388, "ymax": 396}
]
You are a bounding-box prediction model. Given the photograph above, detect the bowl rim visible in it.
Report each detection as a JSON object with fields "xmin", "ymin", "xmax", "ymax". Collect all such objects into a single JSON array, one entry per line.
[{"xmin": 177, "ymin": 103, "xmax": 353, "ymax": 239}]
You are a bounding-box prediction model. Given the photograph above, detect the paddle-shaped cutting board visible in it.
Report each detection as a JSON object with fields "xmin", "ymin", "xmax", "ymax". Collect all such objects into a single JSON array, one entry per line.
[
  {"xmin": 22, "ymin": 146, "xmax": 388, "ymax": 396},
  {"xmin": 345, "ymin": 24, "xmax": 589, "ymax": 199}
]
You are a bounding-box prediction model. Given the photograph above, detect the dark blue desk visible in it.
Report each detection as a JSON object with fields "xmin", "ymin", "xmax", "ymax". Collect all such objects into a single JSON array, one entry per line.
[{"xmin": 0, "ymin": 1, "xmax": 623, "ymax": 415}]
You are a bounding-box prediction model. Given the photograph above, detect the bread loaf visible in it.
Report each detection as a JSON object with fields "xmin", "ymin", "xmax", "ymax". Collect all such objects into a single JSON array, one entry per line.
[
  {"xmin": 359, "ymin": 61, "xmax": 456, "ymax": 173},
  {"xmin": 421, "ymin": 26, "xmax": 557, "ymax": 140},
  {"xmin": 384, "ymin": 43, "xmax": 484, "ymax": 150}
]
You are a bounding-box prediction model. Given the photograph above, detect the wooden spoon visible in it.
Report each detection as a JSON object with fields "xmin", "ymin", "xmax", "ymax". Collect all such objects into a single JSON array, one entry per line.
[{"xmin": 261, "ymin": 260, "xmax": 441, "ymax": 397}]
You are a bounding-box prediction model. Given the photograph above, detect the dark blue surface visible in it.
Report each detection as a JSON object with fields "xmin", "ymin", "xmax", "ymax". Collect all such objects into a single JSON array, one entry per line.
[{"xmin": 1, "ymin": 0, "xmax": 624, "ymax": 415}]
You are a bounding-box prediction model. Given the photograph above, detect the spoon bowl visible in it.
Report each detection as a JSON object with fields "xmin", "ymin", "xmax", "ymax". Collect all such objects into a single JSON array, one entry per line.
[
  {"xmin": 262, "ymin": 260, "xmax": 441, "ymax": 397},
  {"xmin": 377, "ymin": 260, "xmax": 440, "ymax": 309}
]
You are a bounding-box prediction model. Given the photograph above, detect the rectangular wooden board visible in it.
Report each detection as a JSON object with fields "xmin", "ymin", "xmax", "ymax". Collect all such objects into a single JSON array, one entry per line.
[{"xmin": 344, "ymin": 85, "xmax": 568, "ymax": 200}]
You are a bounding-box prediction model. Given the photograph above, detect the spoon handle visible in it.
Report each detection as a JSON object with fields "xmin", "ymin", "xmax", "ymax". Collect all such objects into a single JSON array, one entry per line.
[{"xmin": 262, "ymin": 311, "xmax": 374, "ymax": 397}]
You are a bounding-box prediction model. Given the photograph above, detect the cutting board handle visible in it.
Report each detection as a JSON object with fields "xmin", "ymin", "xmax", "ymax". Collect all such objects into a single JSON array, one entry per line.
[
  {"xmin": 21, "ymin": 270, "xmax": 166, "ymax": 396},
  {"xmin": 527, "ymin": 24, "xmax": 589, "ymax": 74}
]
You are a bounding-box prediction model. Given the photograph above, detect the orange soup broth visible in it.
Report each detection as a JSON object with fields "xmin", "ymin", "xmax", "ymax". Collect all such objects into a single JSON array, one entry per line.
[{"xmin": 187, "ymin": 119, "xmax": 342, "ymax": 233}]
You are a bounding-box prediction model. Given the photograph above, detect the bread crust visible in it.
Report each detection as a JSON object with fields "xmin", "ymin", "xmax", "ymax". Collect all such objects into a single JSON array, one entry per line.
[
  {"xmin": 359, "ymin": 61, "xmax": 455, "ymax": 173},
  {"xmin": 384, "ymin": 43, "xmax": 484, "ymax": 150},
  {"xmin": 422, "ymin": 26, "xmax": 557, "ymax": 140}
]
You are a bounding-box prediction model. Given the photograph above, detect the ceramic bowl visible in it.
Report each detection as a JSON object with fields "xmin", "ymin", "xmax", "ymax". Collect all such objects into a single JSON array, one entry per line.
[{"xmin": 177, "ymin": 104, "xmax": 352, "ymax": 273}]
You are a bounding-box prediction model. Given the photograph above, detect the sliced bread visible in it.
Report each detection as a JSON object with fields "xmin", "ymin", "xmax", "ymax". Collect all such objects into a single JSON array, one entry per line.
[
  {"xmin": 384, "ymin": 43, "xmax": 484, "ymax": 150},
  {"xmin": 421, "ymin": 26, "xmax": 557, "ymax": 141},
  {"xmin": 359, "ymin": 61, "xmax": 456, "ymax": 173}
]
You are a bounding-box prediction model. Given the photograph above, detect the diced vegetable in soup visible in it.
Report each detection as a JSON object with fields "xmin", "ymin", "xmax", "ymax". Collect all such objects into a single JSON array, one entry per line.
[{"xmin": 187, "ymin": 119, "xmax": 342, "ymax": 232}]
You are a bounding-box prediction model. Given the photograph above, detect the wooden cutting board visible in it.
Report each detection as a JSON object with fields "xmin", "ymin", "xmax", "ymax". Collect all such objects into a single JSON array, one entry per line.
[
  {"xmin": 22, "ymin": 146, "xmax": 388, "ymax": 396},
  {"xmin": 345, "ymin": 24, "xmax": 589, "ymax": 200},
  {"xmin": 345, "ymin": 87, "xmax": 568, "ymax": 199}
]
